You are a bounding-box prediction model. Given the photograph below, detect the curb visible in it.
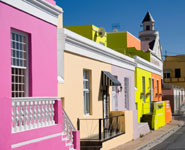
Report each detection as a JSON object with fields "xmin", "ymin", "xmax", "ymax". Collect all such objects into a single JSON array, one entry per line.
[{"xmin": 136, "ymin": 122, "xmax": 185, "ymax": 150}]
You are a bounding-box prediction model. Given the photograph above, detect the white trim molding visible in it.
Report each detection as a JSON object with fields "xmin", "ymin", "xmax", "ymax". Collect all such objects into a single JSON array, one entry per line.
[
  {"xmin": 11, "ymin": 132, "xmax": 63, "ymax": 148},
  {"xmin": 0, "ymin": 0, "xmax": 63, "ymax": 26},
  {"xmin": 64, "ymin": 29, "xmax": 136, "ymax": 71},
  {"xmin": 134, "ymin": 56, "xmax": 162, "ymax": 75}
]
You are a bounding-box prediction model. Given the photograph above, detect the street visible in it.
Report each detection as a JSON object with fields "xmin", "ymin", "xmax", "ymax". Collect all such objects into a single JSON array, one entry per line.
[{"xmin": 151, "ymin": 115, "xmax": 185, "ymax": 150}]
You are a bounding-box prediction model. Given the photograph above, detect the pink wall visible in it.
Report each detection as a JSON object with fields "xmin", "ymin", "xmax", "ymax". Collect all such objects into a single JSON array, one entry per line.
[
  {"xmin": 13, "ymin": 136, "xmax": 66, "ymax": 150},
  {"xmin": 45, "ymin": 0, "xmax": 56, "ymax": 5},
  {"xmin": 0, "ymin": 2, "xmax": 58, "ymax": 97},
  {"xmin": 0, "ymin": 2, "xmax": 58, "ymax": 150}
]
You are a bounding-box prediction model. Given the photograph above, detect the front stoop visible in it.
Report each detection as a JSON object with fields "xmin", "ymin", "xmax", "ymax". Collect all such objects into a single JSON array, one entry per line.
[{"xmin": 80, "ymin": 141, "xmax": 102, "ymax": 150}]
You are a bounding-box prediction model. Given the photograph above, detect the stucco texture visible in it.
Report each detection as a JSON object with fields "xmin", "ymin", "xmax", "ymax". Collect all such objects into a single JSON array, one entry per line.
[
  {"xmin": 58, "ymin": 52, "xmax": 112, "ymax": 134},
  {"xmin": 151, "ymin": 73, "xmax": 162, "ymax": 101},
  {"xmin": 0, "ymin": 2, "xmax": 58, "ymax": 150},
  {"xmin": 135, "ymin": 67, "xmax": 151, "ymax": 122},
  {"xmin": 102, "ymin": 111, "xmax": 134, "ymax": 150},
  {"xmin": 65, "ymin": 25, "xmax": 107, "ymax": 46},
  {"xmin": 111, "ymin": 65, "xmax": 135, "ymax": 111}
]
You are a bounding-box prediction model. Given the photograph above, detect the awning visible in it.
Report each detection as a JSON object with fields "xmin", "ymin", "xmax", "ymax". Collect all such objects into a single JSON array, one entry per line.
[{"xmin": 102, "ymin": 71, "xmax": 121, "ymax": 86}]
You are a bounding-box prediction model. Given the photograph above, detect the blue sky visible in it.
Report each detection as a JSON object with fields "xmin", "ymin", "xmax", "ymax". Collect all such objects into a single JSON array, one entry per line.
[{"xmin": 56, "ymin": 0, "xmax": 185, "ymax": 56}]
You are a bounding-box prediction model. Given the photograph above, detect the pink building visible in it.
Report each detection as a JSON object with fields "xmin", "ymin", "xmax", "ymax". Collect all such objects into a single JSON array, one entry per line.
[{"xmin": 0, "ymin": 0, "xmax": 79, "ymax": 150}]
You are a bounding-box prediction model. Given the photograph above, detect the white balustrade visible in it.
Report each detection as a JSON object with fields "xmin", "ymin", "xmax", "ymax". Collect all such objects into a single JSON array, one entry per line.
[
  {"xmin": 62, "ymin": 109, "xmax": 76, "ymax": 144},
  {"xmin": 12, "ymin": 97, "xmax": 58, "ymax": 133}
]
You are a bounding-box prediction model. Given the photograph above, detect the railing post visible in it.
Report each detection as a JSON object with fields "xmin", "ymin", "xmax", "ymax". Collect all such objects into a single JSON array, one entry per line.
[
  {"xmin": 116, "ymin": 116, "xmax": 119, "ymax": 133},
  {"xmin": 99, "ymin": 119, "xmax": 101, "ymax": 140},
  {"xmin": 77, "ymin": 118, "xmax": 80, "ymax": 130}
]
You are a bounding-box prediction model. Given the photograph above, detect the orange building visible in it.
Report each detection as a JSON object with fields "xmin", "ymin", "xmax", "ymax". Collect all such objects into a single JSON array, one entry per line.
[
  {"xmin": 164, "ymin": 101, "xmax": 172, "ymax": 124},
  {"xmin": 151, "ymin": 73, "xmax": 162, "ymax": 101},
  {"xmin": 126, "ymin": 32, "xmax": 141, "ymax": 50}
]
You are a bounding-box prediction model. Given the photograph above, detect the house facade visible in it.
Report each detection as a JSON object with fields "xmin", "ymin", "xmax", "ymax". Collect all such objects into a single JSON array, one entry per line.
[
  {"xmin": 0, "ymin": 1, "xmax": 79, "ymax": 150},
  {"xmin": 163, "ymin": 55, "xmax": 185, "ymax": 89},
  {"xmin": 58, "ymin": 28, "xmax": 139, "ymax": 149}
]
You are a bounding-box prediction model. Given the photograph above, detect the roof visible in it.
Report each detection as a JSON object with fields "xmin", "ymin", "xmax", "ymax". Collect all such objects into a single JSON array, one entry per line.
[{"xmin": 142, "ymin": 11, "xmax": 155, "ymax": 23}]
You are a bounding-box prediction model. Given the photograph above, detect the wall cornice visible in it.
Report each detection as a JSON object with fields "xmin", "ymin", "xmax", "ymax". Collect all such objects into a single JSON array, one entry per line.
[
  {"xmin": 134, "ymin": 56, "xmax": 162, "ymax": 75},
  {"xmin": 64, "ymin": 29, "xmax": 136, "ymax": 71},
  {"xmin": 0, "ymin": 0, "xmax": 63, "ymax": 25}
]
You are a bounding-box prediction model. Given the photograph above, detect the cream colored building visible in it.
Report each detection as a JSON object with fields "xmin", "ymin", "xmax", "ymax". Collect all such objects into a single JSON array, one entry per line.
[
  {"xmin": 164, "ymin": 55, "xmax": 185, "ymax": 89},
  {"xmin": 58, "ymin": 28, "xmax": 136, "ymax": 149}
]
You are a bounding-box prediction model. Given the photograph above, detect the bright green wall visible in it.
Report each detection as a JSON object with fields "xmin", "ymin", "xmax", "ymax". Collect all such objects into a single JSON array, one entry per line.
[
  {"xmin": 65, "ymin": 25, "xmax": 107, "ymax": 46},
  {"xmin": 107, "ymin": 32, "xmax": 127, "ymax": 53},
  {"xmin": 135, "ymin": 67, "xmax": 152, "ymax": 122},
  {"xmin": 107, "ymin": 32, "xmax": 150, "ymax": 61}
]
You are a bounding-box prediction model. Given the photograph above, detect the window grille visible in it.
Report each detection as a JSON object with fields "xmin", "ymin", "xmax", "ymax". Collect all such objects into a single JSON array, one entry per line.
[{"xmin": 11, "ymin": 31, "xmax": 28, "ymax": 97}]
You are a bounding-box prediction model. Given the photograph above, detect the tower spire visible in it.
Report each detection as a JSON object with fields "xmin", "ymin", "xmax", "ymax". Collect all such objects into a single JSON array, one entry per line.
[{"xmin": 142, "ymin": 11, "xmax": 155, "ymax": 23}]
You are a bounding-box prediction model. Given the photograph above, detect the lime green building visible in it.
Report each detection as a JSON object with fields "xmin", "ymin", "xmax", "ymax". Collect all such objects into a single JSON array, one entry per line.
[
  {"xmin": 135, "ymin": 67, "xmax": 152, "ymax": 122},
  {"xmin": 107, "ymin": 32, "xmax": 150, "ymax": 61},
  {"xmin": 65, "ymin": 25, "xmax": 107, "ymax": 46}
]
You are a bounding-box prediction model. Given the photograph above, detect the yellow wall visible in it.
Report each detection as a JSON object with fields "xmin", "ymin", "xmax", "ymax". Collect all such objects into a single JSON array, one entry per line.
[
  {"xmin": 152, "ymin": 101, "xmax": 165, "ymax": 130},
  {"xmin": 58, "ymin": 51, "xmax": 112, "ymax": 130},
  {"xmin": 102, "ymin": 111, "xmax": 134, "ymax": 150},
  {"xmin": 135, "ymin": 67, "xmax": 152, "ymax": 122}
]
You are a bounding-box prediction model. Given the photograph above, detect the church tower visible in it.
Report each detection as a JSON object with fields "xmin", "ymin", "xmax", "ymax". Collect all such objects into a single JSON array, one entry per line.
[
  {"xmin": 139, "ymin": 11, "xmax": 158, "ymax": 42},
  {"xmin": 139, "ymin": 11, "xmax": 163, "ymax": 73}
]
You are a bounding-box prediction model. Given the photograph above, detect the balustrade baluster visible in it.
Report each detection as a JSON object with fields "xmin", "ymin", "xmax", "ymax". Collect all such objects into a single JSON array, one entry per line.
[
  {"xmin": 12, "ymin": 98, "xmax": 57, "ymax": 133},
  {"xmin": 12, "ymin": 101, "xmax": 15, "ymax": 132},
  {"xmin": 51, "ymin": 101, "xmax": 55, "ymax": 125}
]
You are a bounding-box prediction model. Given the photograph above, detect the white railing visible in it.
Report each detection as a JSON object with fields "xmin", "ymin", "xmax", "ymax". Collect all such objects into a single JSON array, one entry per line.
[
  {"xmin": 12, "ymin": 97, "xmax": 58, "ymax": 133},
  {"xmin": 63, "ymin": 109, "xmax": 76, "ymax": 144}
]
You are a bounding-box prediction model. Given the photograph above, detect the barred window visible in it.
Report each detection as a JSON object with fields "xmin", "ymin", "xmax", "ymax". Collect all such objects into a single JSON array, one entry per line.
[{"xmin": 11, "ymin": 30, "xmax": 28, "ymax": 97}]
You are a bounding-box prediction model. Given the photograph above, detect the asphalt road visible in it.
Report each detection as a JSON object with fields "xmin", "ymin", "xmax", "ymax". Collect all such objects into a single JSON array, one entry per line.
[{"xmin": 150, "ymin": 116, "xmax": 185, "ymax": 150}]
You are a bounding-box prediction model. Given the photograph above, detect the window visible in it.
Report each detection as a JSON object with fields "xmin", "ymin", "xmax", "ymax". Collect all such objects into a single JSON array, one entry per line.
[
  {"xmin": 152, "ymin": 79, "xmax": 154, "ymax": 101},
  {"xmin": 175, "ymin": 69, "xmax": 181, "ymax": 78},
  {"xmin": 112, "ymin": 76, "xmax": 118, "ymax": 110},
  {"xmin": 146, "ymin": 25, "xmax": 150, "ymax": 31},
  {"xmin": 124, "ymin": 77, "xmax": 129, "ymax": 109},
  {"xmin": 149, "ymin": 78, "xmax": 151, "ymax": 112},
  {"xmin": 164, "ymin": 70, "xmax": 171, "ymax": 78},
  {"xmin": 112, "ymin": 86, "xmax": 118, "ymax": 110},
  {"xmin": 142, "ymin": 77, "xmax": 145, "ymax": 102},
  {"xmin": 11, "ymin": 30, "xmax": 28, "ymax": 97},
  {"xmin": 83, "ymin": 69, "xmax": 91, "ymax": 115},
  {"xmin": 157, "ymin": 80, "xmax": 159, "ymax": 101}
]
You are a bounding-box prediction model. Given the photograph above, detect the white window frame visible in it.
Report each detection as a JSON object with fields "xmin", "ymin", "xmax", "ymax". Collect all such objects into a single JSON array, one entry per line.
[
  {"xmin": 83, "ymin": 69, "xmax": 91, "ymax": 115},
  {"xmin": 11, "ymin": 30, "xmax": 29, "ymax": 97},
  {"xmin": 112, "ymin": 86, "xmax": 118, "ymax": 111}
]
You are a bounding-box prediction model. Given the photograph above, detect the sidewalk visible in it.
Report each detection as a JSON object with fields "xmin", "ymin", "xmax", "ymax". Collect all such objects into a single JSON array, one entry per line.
[{"xmin": 111, "ymin": 120, "xmax": 184, "ymax": 150}]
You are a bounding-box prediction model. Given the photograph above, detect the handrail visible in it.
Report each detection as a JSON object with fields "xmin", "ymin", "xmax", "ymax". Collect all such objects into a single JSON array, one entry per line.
[
  {"xmin": 62, "ymin": 109, "xmax": 76, "ymax": 144},
  {"xmin": 12, "ymin": 97, "xmax": 60, "ymax": 101},
  {"xmin": 77, "ymin": 114, "xmax": 125, "ymax": 141},
  {"xmin": 63, "ymin": 109, "xmax": 76, "ymax": 130},
  {"xmin": 78, "ymin": 114, "xmax": 124, "ymax": 121}
]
